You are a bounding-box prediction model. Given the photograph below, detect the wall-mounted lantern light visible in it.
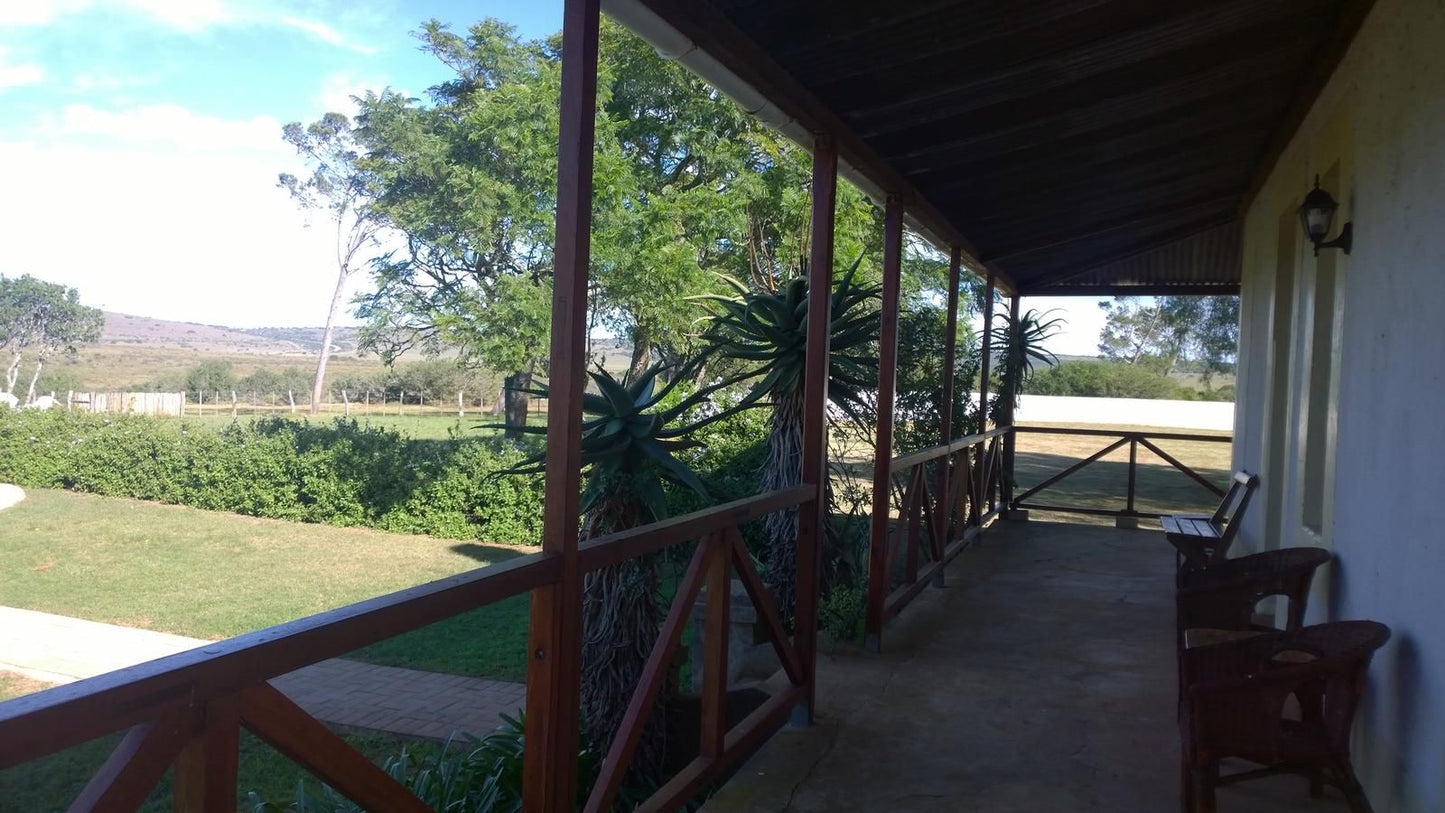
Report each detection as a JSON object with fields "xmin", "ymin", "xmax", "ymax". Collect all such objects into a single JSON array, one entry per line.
[{"xmin": 1298, "ymin": 176, "xmax": 1352, "ymax": 256}]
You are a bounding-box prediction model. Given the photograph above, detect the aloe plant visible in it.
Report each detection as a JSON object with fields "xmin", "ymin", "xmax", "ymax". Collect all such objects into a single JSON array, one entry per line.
[
  {"xmin": 989, "ymin": 307, "xmax": 1063, "ymax": 422},
  {"xmin": 506, "ymin": 362, "xmax": 752, "ymax": 785},
  {"xmin": 698, "ymin": 259, "xmax": 880, "ymax": 621}
]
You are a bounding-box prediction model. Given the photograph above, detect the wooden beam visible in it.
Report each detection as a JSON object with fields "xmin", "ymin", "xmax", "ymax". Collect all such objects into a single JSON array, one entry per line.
[
  {"xmin": 974, "ymin": 277, "xmax": 996, "ymax": 526},
  {"xmin": 171, "ymin": 697, "xmax": 240, "ymax": 813},
  {"xmin": 239, "ymin": 685, "xmax": 429, "ymax": 813},
  {"xmin": 793, "ymin": 136, "xmax": 836, "ymax": 722},
  {"xmin": 933, "ymin": 247, "xmax": 961, "ymax": 551},
  {"xmin": 979, "ymin": 195, "xmax": 1238, "ymax": 265},
  {"xmin": 523, "ymin": 0, "xmax": 599, "ymax": 809},
  {"xmin": 582, "ymin": 540, "xmax": 709, "ymax": 813},
  {"xmin": 1001, "ymin": 296, "xmax": 1020, "ymax": 510},
  {"xmin": 627, "ymin": 0, "xmax": 1011, "ymax": 292},
  {"xmin": 865, "ymin": 195, "xmax": 905, "ymax": 653},
  {"xmin": 67, "ymin": 711, "xmax": 191, "ymax": 813},
  {"xmin": 1028, "ymin": 283, "xmax": 1242, "ymax": 297},
  {"xmin": 0, "ymin": 551, "xmax": 560, "ymax": 768}
]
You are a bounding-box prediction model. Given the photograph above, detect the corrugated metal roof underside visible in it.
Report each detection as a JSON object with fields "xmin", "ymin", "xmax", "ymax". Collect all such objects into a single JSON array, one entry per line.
[{"xmin": 636, "ymin": 0, "xmax": 1371, "ymax": 295}]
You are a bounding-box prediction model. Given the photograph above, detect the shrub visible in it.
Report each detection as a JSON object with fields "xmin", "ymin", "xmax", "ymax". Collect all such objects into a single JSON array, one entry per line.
[
  {"xmin": 1025, "ymin": 359, "xmax": 1178, "ymax": 399},
  {"xmin": 0, "ymin": 410, "xmax": 545, "ymax": 545}
]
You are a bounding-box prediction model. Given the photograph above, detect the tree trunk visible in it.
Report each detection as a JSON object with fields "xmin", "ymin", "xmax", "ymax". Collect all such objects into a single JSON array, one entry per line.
[
  {"xmin": 579, "ymin": 495, "xmax": 665, "ymax": 788},
  {"xmin": 762, "ymin": 388, "xmax": 806, "ymax": 623},
  {"xmin": 310, "ymin": 266, "xmax": 349, "ymax": 416},
  {"xmin": 24, "ymin": 357, "xmax": 44, "ymax": 405},
  {"xmin": 503, "ymin": 369, "xmax": 532, "ymax": 440},
  {"xmin": 626, "ymin": 326, "xmax": 652, "ymax": 384},
  {"xmin": 5, "ymin": 352, "xmax": 22, "ymax": 395}
]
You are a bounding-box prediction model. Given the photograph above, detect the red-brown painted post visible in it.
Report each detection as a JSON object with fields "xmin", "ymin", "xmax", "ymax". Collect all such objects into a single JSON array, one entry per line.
[
  {"xmin": 973, "ymin": 276, "xmax": 995, "ymax": 528},
  {"xmin": 932, "ymin": 247, "xmax": 961, "ymax": 584},
  {"xmin": 864, "ymin": 195, "xmax": 905, "ymax": 653},
  {"xmin": 522, "ymin": 0, "xmax": 597, "ymax": 808},
  {"xmin": 793, "ymin": 136, "xmax": 836, "ymax": 724},
  {"xmin": 1001, "ymin": 294, "xmax": 1021, "ymax": 514}
]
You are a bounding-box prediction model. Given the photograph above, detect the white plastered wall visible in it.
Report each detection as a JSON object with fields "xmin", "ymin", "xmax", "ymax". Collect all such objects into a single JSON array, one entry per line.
[{"xmin": 1232, "ymin": 0, "xmax": 1445, "ymax": 808}]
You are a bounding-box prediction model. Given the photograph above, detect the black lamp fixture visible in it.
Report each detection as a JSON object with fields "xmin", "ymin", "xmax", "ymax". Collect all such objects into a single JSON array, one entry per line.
[{"xmin": 1298, "ymin": 175, "xmax": 1352, "ymax": 256}]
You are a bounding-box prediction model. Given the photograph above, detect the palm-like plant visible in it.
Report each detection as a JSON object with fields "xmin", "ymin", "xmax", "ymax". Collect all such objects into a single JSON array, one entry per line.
[
  {"xmin": 698, "ymin": 260, "xmax": 880, "ymax": 621},
  {"xmin": 989, "ymin": 307, "xmax": 1063, "ymax": 422},
  {"xmin": 506, "ymin": 362, "xmax": 750, "ymax": 786}
]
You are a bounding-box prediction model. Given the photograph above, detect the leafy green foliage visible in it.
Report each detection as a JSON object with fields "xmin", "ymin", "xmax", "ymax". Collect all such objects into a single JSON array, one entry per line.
[
  {"xmin": 1026, "ymin": 359, "xmax": 1235, "ymax": 401},
  {"xmin": 894, "ymin": 304, "xmax": 981, "ymax": 453},
  {"xmin": 698, "ymin": 259, "xmax": 881, "ymax": 422},
  {"xmin": 0, "ymin": 411, "xmax": 544, "ymax": 545},
  {"xmin": 248, "ymin": 715, "xmax": 599, "ymax": 813},
  {"xmin": 1097, "ymin": 296, "xmax": 1239, "ymax": 380}
]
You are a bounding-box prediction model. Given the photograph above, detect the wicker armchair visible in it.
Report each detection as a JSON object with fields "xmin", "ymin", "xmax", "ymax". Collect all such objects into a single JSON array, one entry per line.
[
  {"xmin": 1179, "ymin": 620, "xmax": 1390, "ymax": 813},
  {"xmin": 1176, "ymin": 547, "xmax": 1333, "ymax": 646}
]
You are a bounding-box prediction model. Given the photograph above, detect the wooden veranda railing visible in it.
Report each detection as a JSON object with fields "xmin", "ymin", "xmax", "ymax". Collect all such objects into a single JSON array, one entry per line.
[
  {"xmin": 0, "ymin": 487, "xmax": 817, "ymax": 813},
  {"xmin": 865, "ymin": 426, "xmax": 1010, "ymax": 650},
  {"xmin": 1009, "ymin": 426, "xmax": 1232, "ymax": 520}
]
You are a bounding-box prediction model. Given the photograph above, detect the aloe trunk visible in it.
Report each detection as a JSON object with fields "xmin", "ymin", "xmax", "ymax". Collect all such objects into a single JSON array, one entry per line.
[
  {"xmin": 579, "ymin": 491, "xmax": 665, "ymax": 787},
  {"xmin": 762, "ymin": 388, "xmax": 805, "ymax": 622}
]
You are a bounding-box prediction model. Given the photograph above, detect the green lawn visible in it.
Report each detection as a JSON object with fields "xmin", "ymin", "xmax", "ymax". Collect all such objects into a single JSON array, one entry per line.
[
  {"xmin": 0, "ymin": 727, "xmax": 432, "ymax": 813},
  {"xmin": 1012, "ymin": 424, "xmax": 1233, "ymax": 524},
  {"xmin": 0, "ymin": 490, "xmax": 534, "ymax": 681}
]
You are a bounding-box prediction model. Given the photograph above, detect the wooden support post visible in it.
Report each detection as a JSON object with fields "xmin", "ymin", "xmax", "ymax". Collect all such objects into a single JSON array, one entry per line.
[
  {"xmin": 973, "ymin": 276, "xmax": 995, "ymax": 528},
  {"xmin": 1001, "ymin": 295, "xmax": 1021, "ymax": 516},
  {"xmin": 172, "ymin": 697, "xmax": 240, "ymax": 812},
  {"xmin": 458, "ymin": 390, "xmax": 464, "ymax": 418},
  {"xmin": 398, "ymin": 390, "xmax": 404, "ymax": 416},
  {"xmin": 793, "ymin": 136, "xmax": 836, "ymax": 723},
  {"xmin": 865, "ymin": 195, "xmax": 905, "ymax": 654},
  {"xmin": 700, "ymin": 533, "xmax": 731, "ymax": 758},
  {"xmin": 932, "ymin": 246, "xmax": 961, "ymax": 584},
  {"xmin": 523, "ymin": 0, "xmax": 597, "ymax": 808}
]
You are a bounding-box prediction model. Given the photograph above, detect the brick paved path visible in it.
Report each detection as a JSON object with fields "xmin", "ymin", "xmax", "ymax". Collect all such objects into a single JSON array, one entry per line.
[{"xmin": 0, "ymin": 606, "xmax": 523, "ymax": 740}]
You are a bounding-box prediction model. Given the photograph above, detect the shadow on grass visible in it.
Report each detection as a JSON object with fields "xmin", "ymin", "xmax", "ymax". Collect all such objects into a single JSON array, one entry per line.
[{"xmin": 1014, "ymin": 450, "xmax": 1229, "ymax": 516}]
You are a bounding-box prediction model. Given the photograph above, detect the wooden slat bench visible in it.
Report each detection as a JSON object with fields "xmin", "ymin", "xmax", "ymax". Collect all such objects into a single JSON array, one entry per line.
[{"xmin": 1163, "ymin": 470, "xmax": 1259, "ymax": 575}]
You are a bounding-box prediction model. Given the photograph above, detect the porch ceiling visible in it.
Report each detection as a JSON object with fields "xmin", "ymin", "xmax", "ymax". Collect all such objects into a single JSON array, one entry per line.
[{"xmin": 613, "ymin": 0, "xmax": 1375, "ymax": 296}]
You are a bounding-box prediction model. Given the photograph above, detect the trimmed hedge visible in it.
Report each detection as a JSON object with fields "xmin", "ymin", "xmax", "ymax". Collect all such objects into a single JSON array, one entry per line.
[{"xmin": 0, "ymin": 411, "xmax": 546, "ymax": 545}]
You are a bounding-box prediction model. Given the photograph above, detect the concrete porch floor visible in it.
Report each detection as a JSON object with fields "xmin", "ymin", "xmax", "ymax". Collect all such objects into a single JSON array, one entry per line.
[{"xmin": 704, "ymin": 520, "xmax": 1352, "ymax": 812}]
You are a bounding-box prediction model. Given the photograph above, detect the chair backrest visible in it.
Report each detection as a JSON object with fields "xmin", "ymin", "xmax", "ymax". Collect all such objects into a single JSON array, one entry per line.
[
  {"xmin": 1177, "ymin": 547, "xmax": 1332, "ymax": 635},
  {"xmin": 1211, "ymin": 470, "xmax": 1260, "ymax": 543}
]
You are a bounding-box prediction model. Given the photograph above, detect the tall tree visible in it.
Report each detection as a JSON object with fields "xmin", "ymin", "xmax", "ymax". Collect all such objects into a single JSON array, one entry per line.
[
  {"xmin": 351, "ymin": 21, "xmax": 579, "ymax": 437},
  {"xmin": 0, "ymin": 276, "xmax": 104, "ymax": 402},
  {"xmin": 278, "ymin": 112, "xmax": 387, "ymax": 416},
  {"xmin": 1097, "ymin": 296, "xmax": 1239, "ymax": 379}
]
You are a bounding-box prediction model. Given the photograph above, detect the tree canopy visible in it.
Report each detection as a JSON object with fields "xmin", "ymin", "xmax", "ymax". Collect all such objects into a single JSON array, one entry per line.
[{"xmin": 1097, "ymin": 296, "xmax": 1239, "ymax": 379}]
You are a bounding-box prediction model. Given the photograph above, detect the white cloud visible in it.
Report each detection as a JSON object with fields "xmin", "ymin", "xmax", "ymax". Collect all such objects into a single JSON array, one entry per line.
[
  {"xmin": 1, "ymin": 1, "xmax": 374, "ymax": 54},
  {"xmin": 316, "ymin": 73, "xmax": 385, "ymax": 117},
  {"xmin": 0, "ymin": 47, "xmax": 45, "ymax": 90},
  {"xmin": 279, "ymin": 16, "xmax": 376, "ymax": 55},
  {"xmin": 968, "ymin": 295, "xmax": 1109, "ymax": 358},
  {"xmin": 56, "ymin": 103, "xmax": 282, "ymax": 153},
  {"xmin": 0, "ymin": 103, "xmax": 370, "ymax": 327}
]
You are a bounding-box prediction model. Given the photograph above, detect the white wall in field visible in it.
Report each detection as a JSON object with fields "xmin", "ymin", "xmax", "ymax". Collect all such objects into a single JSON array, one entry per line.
[
  {"xmin": 1002, "ymin": 394, "xmax": 1233, "ymax": 432},
  {"xmin": 1232, "ymin": 1, "xmax": 1445, "ymax": 809}
]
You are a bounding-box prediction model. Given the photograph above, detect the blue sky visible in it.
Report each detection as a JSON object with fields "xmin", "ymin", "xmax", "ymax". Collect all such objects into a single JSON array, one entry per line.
[{"xmin": 0, "ymin": 0, "xmax": 1105, "ymax": 355}]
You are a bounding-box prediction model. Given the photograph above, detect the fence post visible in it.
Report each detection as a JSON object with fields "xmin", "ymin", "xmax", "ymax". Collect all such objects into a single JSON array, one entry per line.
[
  {"xmin": 231, "ymin": 391, "xmax": 237, "ymax": 419},
  {"xmin": 343, "ymin": 389, "xmax": 350, "ymax": 417},
  {"xmin": 66, "ymin": 390, "xmax": 73, "ymax": 412},
  {"xmin": 399, "ymin": 390, "xmax": 404, "ymax": 416},
  {"xmin": 458, "ymin": 390, "xmax": 464, "ymax": 418}
]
